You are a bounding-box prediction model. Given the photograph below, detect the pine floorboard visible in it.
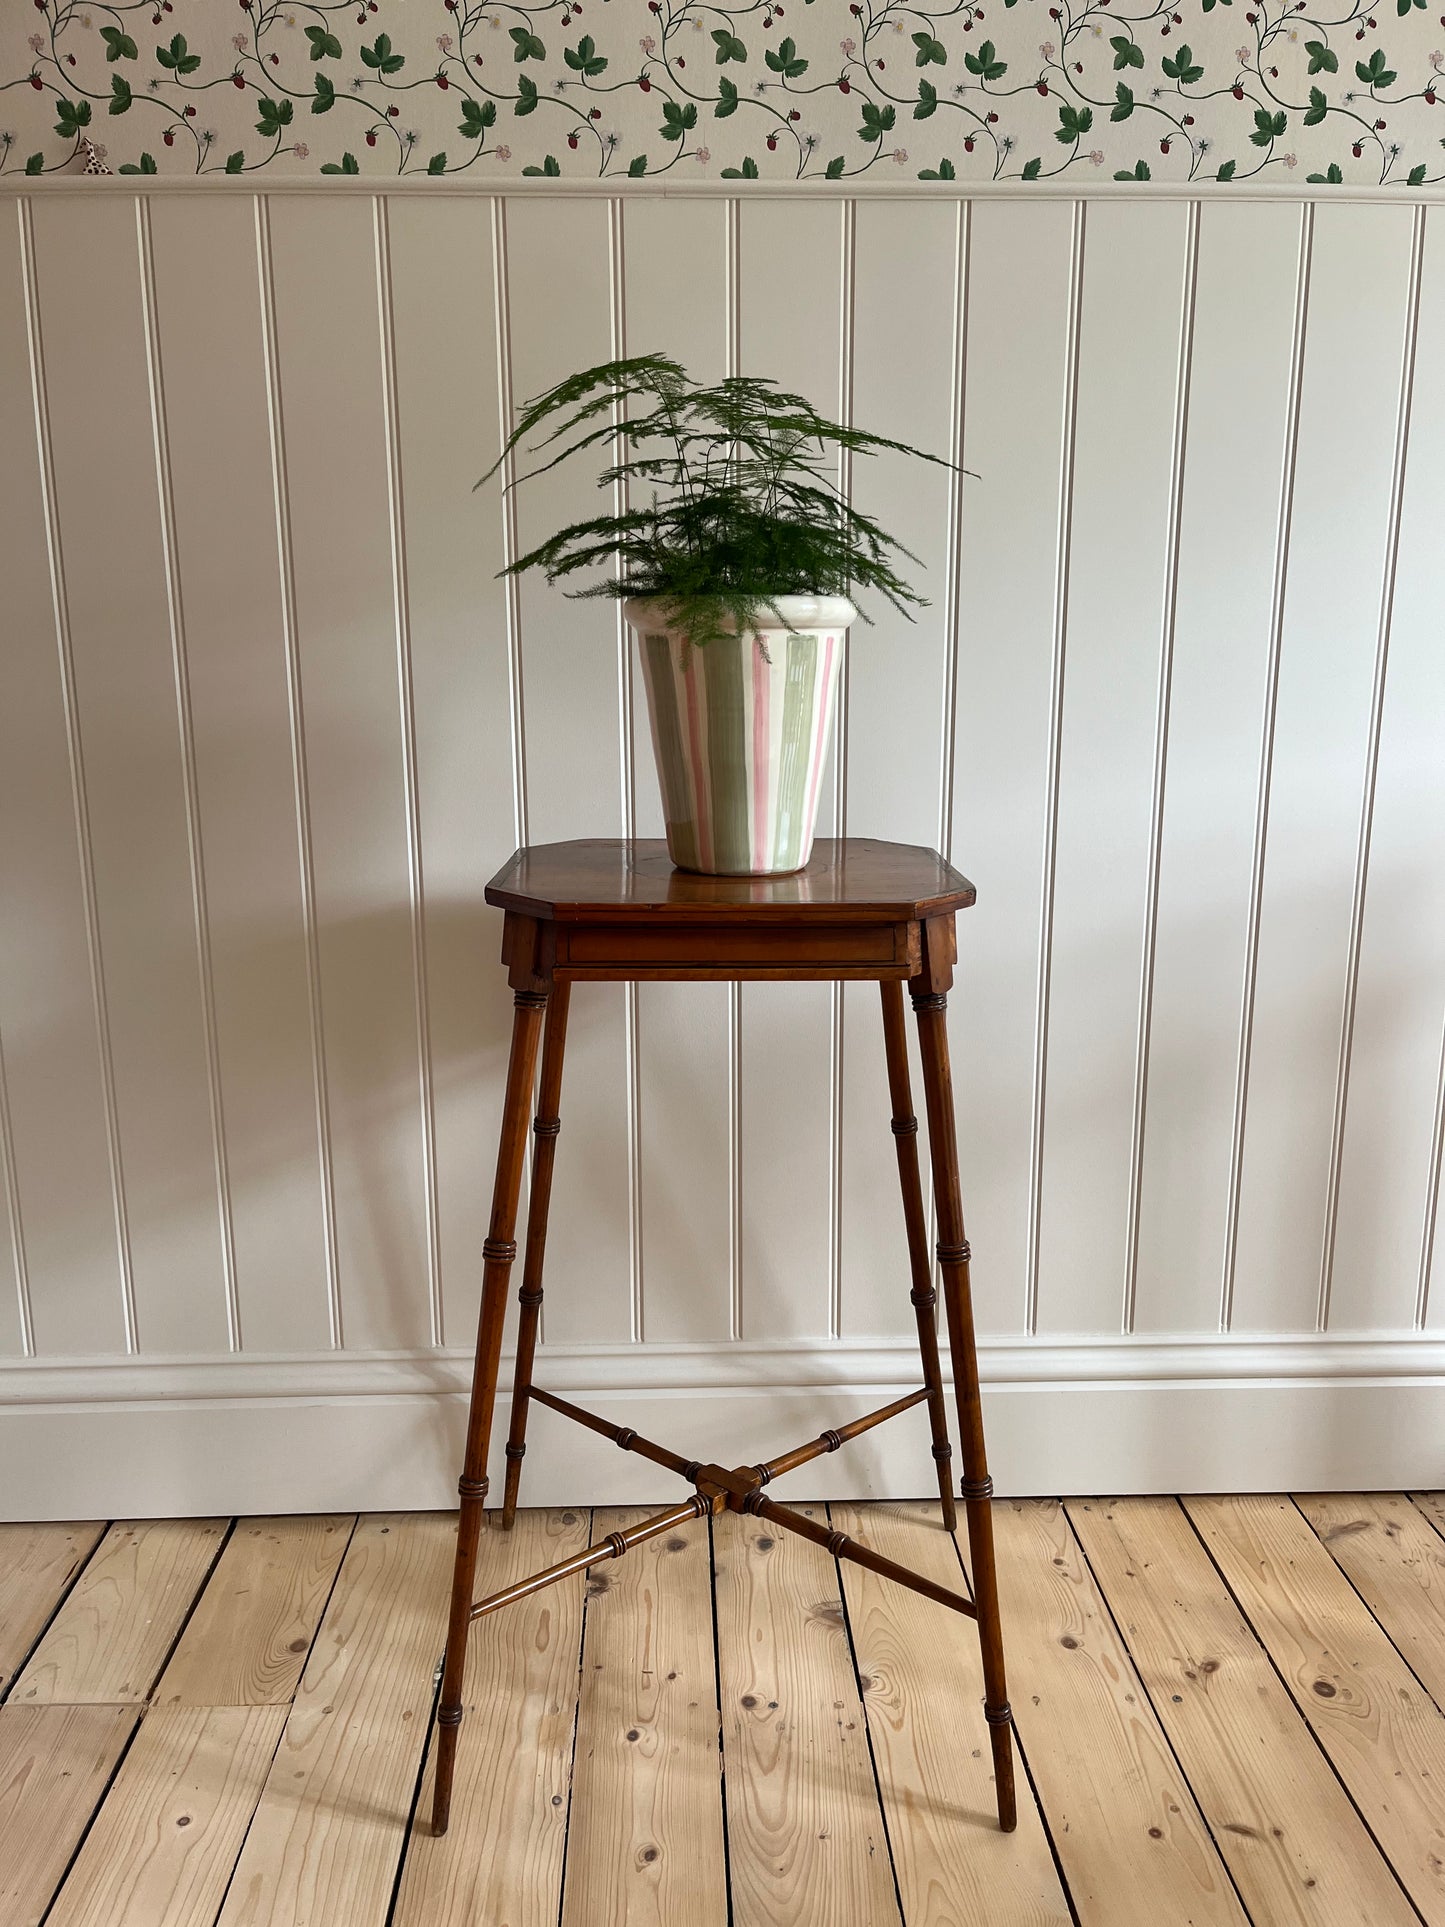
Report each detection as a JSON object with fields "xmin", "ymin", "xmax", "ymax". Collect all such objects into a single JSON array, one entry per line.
[{"xmin": 2, "ymin": 1494, "xmax": 1439, "ymax": 1926}]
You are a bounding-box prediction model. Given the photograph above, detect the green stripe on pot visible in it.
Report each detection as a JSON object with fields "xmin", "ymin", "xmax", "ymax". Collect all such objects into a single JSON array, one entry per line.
[
  {"xmin": 644, "ymin": 633, "xmax": 700, "ymax": 872},
  {"xmin": 774, "ymin": 633, "xmax": 818, "ymax": 872},
  {"xmin": 702, "ymin": 631, "xmax": 750, "ymax": 872}
]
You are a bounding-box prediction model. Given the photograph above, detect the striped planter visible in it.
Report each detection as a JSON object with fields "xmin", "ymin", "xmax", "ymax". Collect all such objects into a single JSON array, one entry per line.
[{"xmin": 626, "ymin": 595, "xmax": 855, "ymax": 876}]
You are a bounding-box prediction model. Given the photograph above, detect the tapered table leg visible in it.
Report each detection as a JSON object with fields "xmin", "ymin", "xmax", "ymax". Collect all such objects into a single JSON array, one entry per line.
[
  {"xmin": 431, "ymin": 987, "xmax": 548, "ymax": 1837},
  {"xmin": 501, "ymin": 982, "xmax": 571, "ymax": 1528},
  {"xmin": 912, "ymin": 985, "xmax": 1018, "ymax": 1834},
  {"xmin": 879, "ymin": 980, "xmax": 957, "ymax": 1532}
]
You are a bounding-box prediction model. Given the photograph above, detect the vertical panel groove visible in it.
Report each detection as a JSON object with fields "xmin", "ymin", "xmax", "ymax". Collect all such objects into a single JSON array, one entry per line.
[
  {"xmin": 0, "ymin": 1021, "xmax": 33, "ymax": 1354},
  {"xmin": 373, "ymin": 194, "xmax": 444, "ymax": 1351},
  {"xmin": 1025, "ymin": 199, "xmax": 1086, "ymax": 1338},
  {"xmin": 1317, "ymin": 203, "xmax": 1427, "ymax": 1333},
  {"xmin": 491, "ymin": 195, "xmax": 529, "ymax": 852},
  {"xmin": 609, "ymin": 194, "xmax": 644, "ymax": 1344},
  {"xmin": 1121, "ymin": 201, "xmax": 1201, "ymax": 1336},
  {"xmin": 254, "ymin": 192, "xmax": 344, "ymax": 1350},
  {"xmin": 1219, "ymin": 203, "xmax": 1314, "ymax": 1334},
  {"xmin": 136, "ymin": 195, "xmax": 243, "ymax": 1352},
  {"xmin": 1419, "ymin": 1010, "xmax": 1445, "ymax": 1328},
  {"xmin": 17, "ymin": 196, "xmax": 139, "ymax": 1354},
  {"xmin": 938, "ymin": 199, "xmax": 970, "ymax": 865},
  {"xmin": 828, "ymin": 198, "xmax": 856, "ymax": 1341},
  {"xmin": 725, "ymin": 194, "xmax": 743, "ymax": 1342}
]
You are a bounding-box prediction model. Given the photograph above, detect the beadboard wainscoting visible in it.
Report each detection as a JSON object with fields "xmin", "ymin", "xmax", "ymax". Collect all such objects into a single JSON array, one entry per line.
[{"xmin": 2, "ymin": 183, "xmax": 1444, "ymax": 1518}]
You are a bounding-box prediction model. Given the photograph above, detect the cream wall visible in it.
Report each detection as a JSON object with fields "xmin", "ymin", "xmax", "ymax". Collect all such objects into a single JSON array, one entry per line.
[{"xmin": 2, "ymin": 182, "xmax": 1443, "ymax": 1518}]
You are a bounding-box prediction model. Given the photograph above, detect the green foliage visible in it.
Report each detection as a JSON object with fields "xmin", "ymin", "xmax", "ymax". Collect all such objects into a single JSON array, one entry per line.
[
  {"xmin": 1056, "ymin": 102, "xmax": 1092, "ymax": 142},
  {"xmin": 1356, "ymin": 48, "xmax": 1396, "ymax": 87},
  {"xmin": 110, "ymin": 75, "xmax": 133, "ymax": 115},
  {"xmin": 919, "ymin": 157, "xmax": 956, "ymax": 179},
  {"xmin": 313, "ymin": 74, "xmax": 335, "ymax": 113},
  {"xmin": 913, "ymin": 32, "xmax": 947, "ymax": 66},
  {"xmin": 1112, "ymin": 82, "xmax": 1134, "ymax": 120},
  {"xmin": 1251, "ymin": 106, "xmax": 1286, "ymax": 144},
  {"xmin": 1216, "ymin": 158, "xmax": 1237, "ymax": 179},
  {"xmin": 460, "ymin": 96, "xmax": 496, "ymax": 139},
  {"xmin": 1304, "ymin": 87, "xmax": 1328, "ymax": 125},
  {"xmin": 1306, "ymin": 40, "xmax": 1338, "ymax": 73},
  {"xmin": 767, "ymin": 37, "xmax": 809, "ymax": 78},
  {"xmin": 225, "ymin": 150, "xmax": 245, "ymax": 173},
  {"xmin": 916, "ymin": 79, "xmax": 937, "ymax": 117},
  {"xmin": 54, "ymin": 98, "xmax": 91, "ymax": 137},
  {"xmin": 101, "ymin": 27, "xmax": 137, "ymax": 62},
  {"xmin": 478, "ymin": 354, "xmax": 958, "ymax": 644},
  {"xmin": 712, "ymin": 29, "xmax": 747, "ymax": 63},
  {"xmin": 118, "ymin": 151, "xmax": 157, "ymax": 173},
  {"xmin": 1021, "ymin": 156, "xmax": 1042, "ymax": 178},
  {"xmin": 360, "ymin": 34, "xmax": 405, "ymax": 75},
  {"xmin": 716, "ymin": 78, "xmax": 740, "ymax": 116},
  {"xmin": 965, "ymin": 40, "xmax": 1006, "ymax": 80},
  {"xmin": 305, "ymin": 26, "xmax": 342, "ymax": 61},
  {"xmin": 1307, "ymin": 160, "xmax": 1345, "ymax": 181},
  {"xmin": 255, "ymin": 96, "xmax": 293, "ymax": 137},
  {"xmin": 157, "ymin": 34, "xmax": 200, "ymax": 75},
  {"xmin": 320, "ymin": 150, "xmax": 359, "ymax": 173},
  {"xmin": 1111, "ymin": 36, "xmax": 1145, "ymax": 70},
  {"xmin": 522, "ymin": 154, "xmax": 562, "ymax": 174},
  {"xmin": 565, "ymin": 36, "xmax": 608, "ymax": 76},
  {"xmin": 859, "ymin": 101, "xmax": 895, "ymax": 140},
  {"xmin": 1161, "ymin": 43, "xmax": 1203, "ymax": 83},
  {"xmin": 1114, "ymin": 158, "xmax": 1151, "ymax": 178},
  {"xmin": 720, "ymin": 155, "xmax": 760, "ymax": 177}
]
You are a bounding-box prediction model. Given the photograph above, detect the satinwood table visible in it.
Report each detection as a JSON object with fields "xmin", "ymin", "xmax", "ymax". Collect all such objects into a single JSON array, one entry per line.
[{"xmin": 429, "ymin": 837, "xmax": 1016, "ymax": 1837}]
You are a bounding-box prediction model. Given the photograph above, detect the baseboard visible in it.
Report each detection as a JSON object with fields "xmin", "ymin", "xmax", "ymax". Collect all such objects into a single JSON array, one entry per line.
[{"xmin": 2, "ymin": 1332, "xmax": 1441, "ymax": 1519}]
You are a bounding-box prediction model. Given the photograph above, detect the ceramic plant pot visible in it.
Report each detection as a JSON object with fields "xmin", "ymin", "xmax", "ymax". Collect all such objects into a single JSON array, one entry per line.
[{"xmin": 626, "ymin": 595, "xmax": 855, "ymax": 877}]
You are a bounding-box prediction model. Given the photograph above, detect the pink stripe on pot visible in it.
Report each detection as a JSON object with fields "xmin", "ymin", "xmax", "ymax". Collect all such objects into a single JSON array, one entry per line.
[
  {"xmin": 751, "ymin": 640, "xmax": 771, "ymax": 872},
  {"xmin": 682, "ymin": 647, "xmax": 713, "ymax": 871}
]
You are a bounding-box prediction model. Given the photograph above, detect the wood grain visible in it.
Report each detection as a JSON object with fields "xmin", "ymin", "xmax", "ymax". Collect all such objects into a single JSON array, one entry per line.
[
  {"xmin": 1414, "ymin": 1491, "xmax": 1445, "ymax": 1542},
  {"xmin": 561, "ymin": 1507, "xmax": 727, "ymax": 1927},
  {"xmin": 395, "ymin": 1508, "xmax": 591, "ymax": 1927},
  {"xmin": 0, "ymin": 1703, "xmax": 137, "ymax": 1926},
  {"xmin": 1185, "ymin": 1494, "xmax": 1445, "ymax": 1925},
  {"xmin": 831, "ymin": 1502, "xmax": 1071, "ymax": 1926},
  {"xmin": 712, "ymin": 1503, "xmax": 901, "ymax": 1927},
  {"xmin": 1071, "ymin": 1496, "xmax": 1418, "ymax": 1927},
  {"xmin": 0, "ymin": 1522, "xmax": 104, "ymax": 1696},
  {"xmin": 991, "ymin": 1498, "xmax": 1247, "ymax": 1925},
  {"xmin": 45, "ymin": 1706, "xmax": 287, "ymax": 1927},
  {"xmin": 154, "ymin": 1515, "xmax": 353, "ymax": 1707},
  {"xmin": 12, "ymin": 1519, "xmax": 226, "ymax": 1705},
  {"xmin": 215, "ymin": 1513, "xmax": 452, "ymax": 1927},
  {"xmin": 1297, "ymin": 1492, "xmax": 1445, "ymax": 1709}
]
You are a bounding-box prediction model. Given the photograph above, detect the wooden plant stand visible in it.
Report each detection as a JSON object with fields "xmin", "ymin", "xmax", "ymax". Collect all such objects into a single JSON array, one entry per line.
[{"xmin": 430, "ymin": 838, "xmax": 1016, "ymax": 1837}]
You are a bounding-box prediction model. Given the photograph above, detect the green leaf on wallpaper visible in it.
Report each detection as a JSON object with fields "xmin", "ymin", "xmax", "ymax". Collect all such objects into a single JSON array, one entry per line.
[
  {"xmin": 118, "ymin": 151, "xmax": 158, "ymax": 173},
  {"xmin": 721, "ymin": 156, "xmax": 760, "ymax": 177},
  {"xmin": 913, "ymin": 32, "xmax": 948, "ymax": 67},
  {"xmin": 1161, "ymin": 44, "xmax": 1203, "ymax": 84},
  {"xmin": 565, "ymin": 36, "xmax": 608, "ymax": 77},
  {"xmin": 1251, "ymin": 105, "xmax": 1286, "ymax": 143},
  {"xmin": 101, "ymin": 27, "xmax": 138, "ymax": 62},
  {"xmin": 1216, "ymin": 158, "xmax": 1237, "ymax": 178},
  {"xmin": 25, "ymin": 154, "xmax": 44, "ymax": 176},
  {"xmin": 661, "ymin": 99, "xmax": 698, "ymax": 140},
  {"xmin": 1021, "ymin": 155, "xmax": 1042, "ymax": 178},
  {"xmin": 716, "ymin": 78, "xmax": 740, "ymax": 117},
  {"xmin": 1055, "ymin": 102, "xmax": 1092, "ymax": 142},
  {"xmin": 858, "ymin": 101, "xmax": 895, "ymax": 140},
  {"xmin": 1409, "ymin": 161, "xmax": 1428, "ymax": 180},
  {"xmin": 1305, "ymin": 40, "xmax": 1339, "ymax": 73},
  {"xmin": 919, "ymin": 157, "xmax": 956, "ymax": 178},
  {"xmin": 915, "ymin": 79, "xmax": 937, "ymax": 118},
  {"xmin": 1114, "ymin": 159, "xmax": 1151, "ymax": 178},
  {"xmin": 460, "ymin": 96, "xmax": 496, "ymax": 138},
  {"xmin": 305, "ymin": 26, "xmax": 343, "ymax": 61},
  {"xmin": 255, "ymin": 96, "xmax": 293, "ymax": 137},
  {"xmin": 427, "ymin": 152, "xmax": 447, "ymax": 173},
  {"xmin": 110, "ymin": 75, "xmax": 132, "ymax": 114},
  {"xmin": 361, "ymin": 34, "xmax": 406, "ymax": 75},
  {"xmin": 156, "ymin": 34, "xmax": 200, "ymax": 76},
  {"xmin": 313, "ymin": 74, "xmax": 336, "ymax": 113},
  {"xmin": 1400, "ymin": 0, "xmax": 1427, "ymax": 13},
  {"xmin": 1112, "ymin": 82, "xmax": 1134, "ymax": 120},
  {"xmin": 225, "ymin": 150, "xmax": 245, "ymax": 173},
  {"xmin": 1202, "ymin": 0, "xmax": 1234, "ymax": 10},
  {"xmin": 515, "ymin": 75, "xmax": 539, "ymax": 114},
  {"xmin": 522, "ymin": 154, "xmax": 562, "ymax": 175},
  {"xmin": 320, "ymin": 151, "xmax": 360, "ymax": 174},
  {"xmin": 53, "ymin": 98, "xmax": 91, "ymax": 137},
  {"xmin": 1356, "ymin": 48, "xmax": 1397, "ymax": 86},
  {"xmin": 767, "ymin": 37, "xmax": 809, "ymax": 78},
  {"xmin": 1306, "ymin": 161, "xmax": 1344, "ymax": 180},
  {"xmin": 1304, "ymin": 86, "xmax": 1328, "ymax": 124},
  {"xmin": 1111, "ymin": 36, "xmax": 1145, "ymax": 70},
  {"xmin": 712, "ymin": 29, "xmax": 747, "ymax": 64},
  {"xmin": 965, "ymin": 40, "xmax": 1006, "ymax": 80},
  {"xmin": 510, "ymin": 28, "xmax": 546, "ymax": 62},
  {"xmin": 825, "ymin": 155, "xmax": 846, "ymax": 177},
  {"xmin": 628, "ymin": 154, "xmax": 648, "ymax": 175}
]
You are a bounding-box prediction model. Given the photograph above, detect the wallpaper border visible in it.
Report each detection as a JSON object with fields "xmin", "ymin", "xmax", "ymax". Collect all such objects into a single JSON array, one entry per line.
[{"xmin": 5, "ymin": 175, "xmax": 1443, "ymax": 198}]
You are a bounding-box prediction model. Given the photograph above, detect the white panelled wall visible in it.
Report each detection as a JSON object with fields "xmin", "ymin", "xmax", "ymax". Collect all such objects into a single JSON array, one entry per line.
[{"xmin": 2, "ymin": 183, "xmax": 1443, "ymax": 1520}]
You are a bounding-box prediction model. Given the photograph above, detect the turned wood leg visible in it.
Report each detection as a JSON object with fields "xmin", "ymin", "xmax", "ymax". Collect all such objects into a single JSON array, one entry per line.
[
  {"xmin": 501, "ymin": 982, "xmax": 571, "ymax": 1529},
  {"xmin": 879, "ymin": 980, "xmax": 957, "ymax": 1532},
  {"xmin": 912, "ymin": 985, "xmax": 1018, "ymax": 1834},
  {"xmin": 432, "ymin": 987, "xmax": 548, "ymax": 1837}
]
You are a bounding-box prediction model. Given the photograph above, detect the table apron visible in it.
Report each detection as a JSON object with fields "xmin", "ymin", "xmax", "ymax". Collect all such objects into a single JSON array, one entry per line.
[{"xmin": 554, "ymin": 918, "xmax": 921, "ymax": 978}]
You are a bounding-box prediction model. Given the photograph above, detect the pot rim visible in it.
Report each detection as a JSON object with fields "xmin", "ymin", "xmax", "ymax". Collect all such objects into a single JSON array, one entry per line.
[{"xmin": 623, "ymin": 593, "xmax": 858, "ymax": 633}]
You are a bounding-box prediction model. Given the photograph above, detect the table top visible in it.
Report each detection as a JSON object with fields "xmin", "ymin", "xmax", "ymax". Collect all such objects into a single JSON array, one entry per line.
[{"xmin": 485, "ymin": 839, "xmax": 975, "ymax": 923}]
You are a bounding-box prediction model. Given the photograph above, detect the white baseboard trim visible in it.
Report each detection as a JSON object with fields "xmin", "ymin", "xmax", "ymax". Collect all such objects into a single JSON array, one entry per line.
[{"xmin": 3, "ymin": 1332, "xmax": 1442, "ymax": 1519}]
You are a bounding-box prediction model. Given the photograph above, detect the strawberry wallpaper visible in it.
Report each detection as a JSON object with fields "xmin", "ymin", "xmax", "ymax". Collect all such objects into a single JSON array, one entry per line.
[{"xmin": 3, "ymin": 0, "xmax": 1444, "ymax": 182}]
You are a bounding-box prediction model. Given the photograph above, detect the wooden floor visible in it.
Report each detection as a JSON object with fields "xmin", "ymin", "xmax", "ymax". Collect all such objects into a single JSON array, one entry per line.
[{"xmin": 4, "ymin": 1494, "xmax": 1445, "ymax": 1926}]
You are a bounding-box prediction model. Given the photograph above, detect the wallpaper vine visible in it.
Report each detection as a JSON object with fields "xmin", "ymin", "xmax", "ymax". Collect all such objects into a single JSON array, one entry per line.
[{"xmin": 4, "ymin": 0, "xmax": 1444, "ymax": 182}]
